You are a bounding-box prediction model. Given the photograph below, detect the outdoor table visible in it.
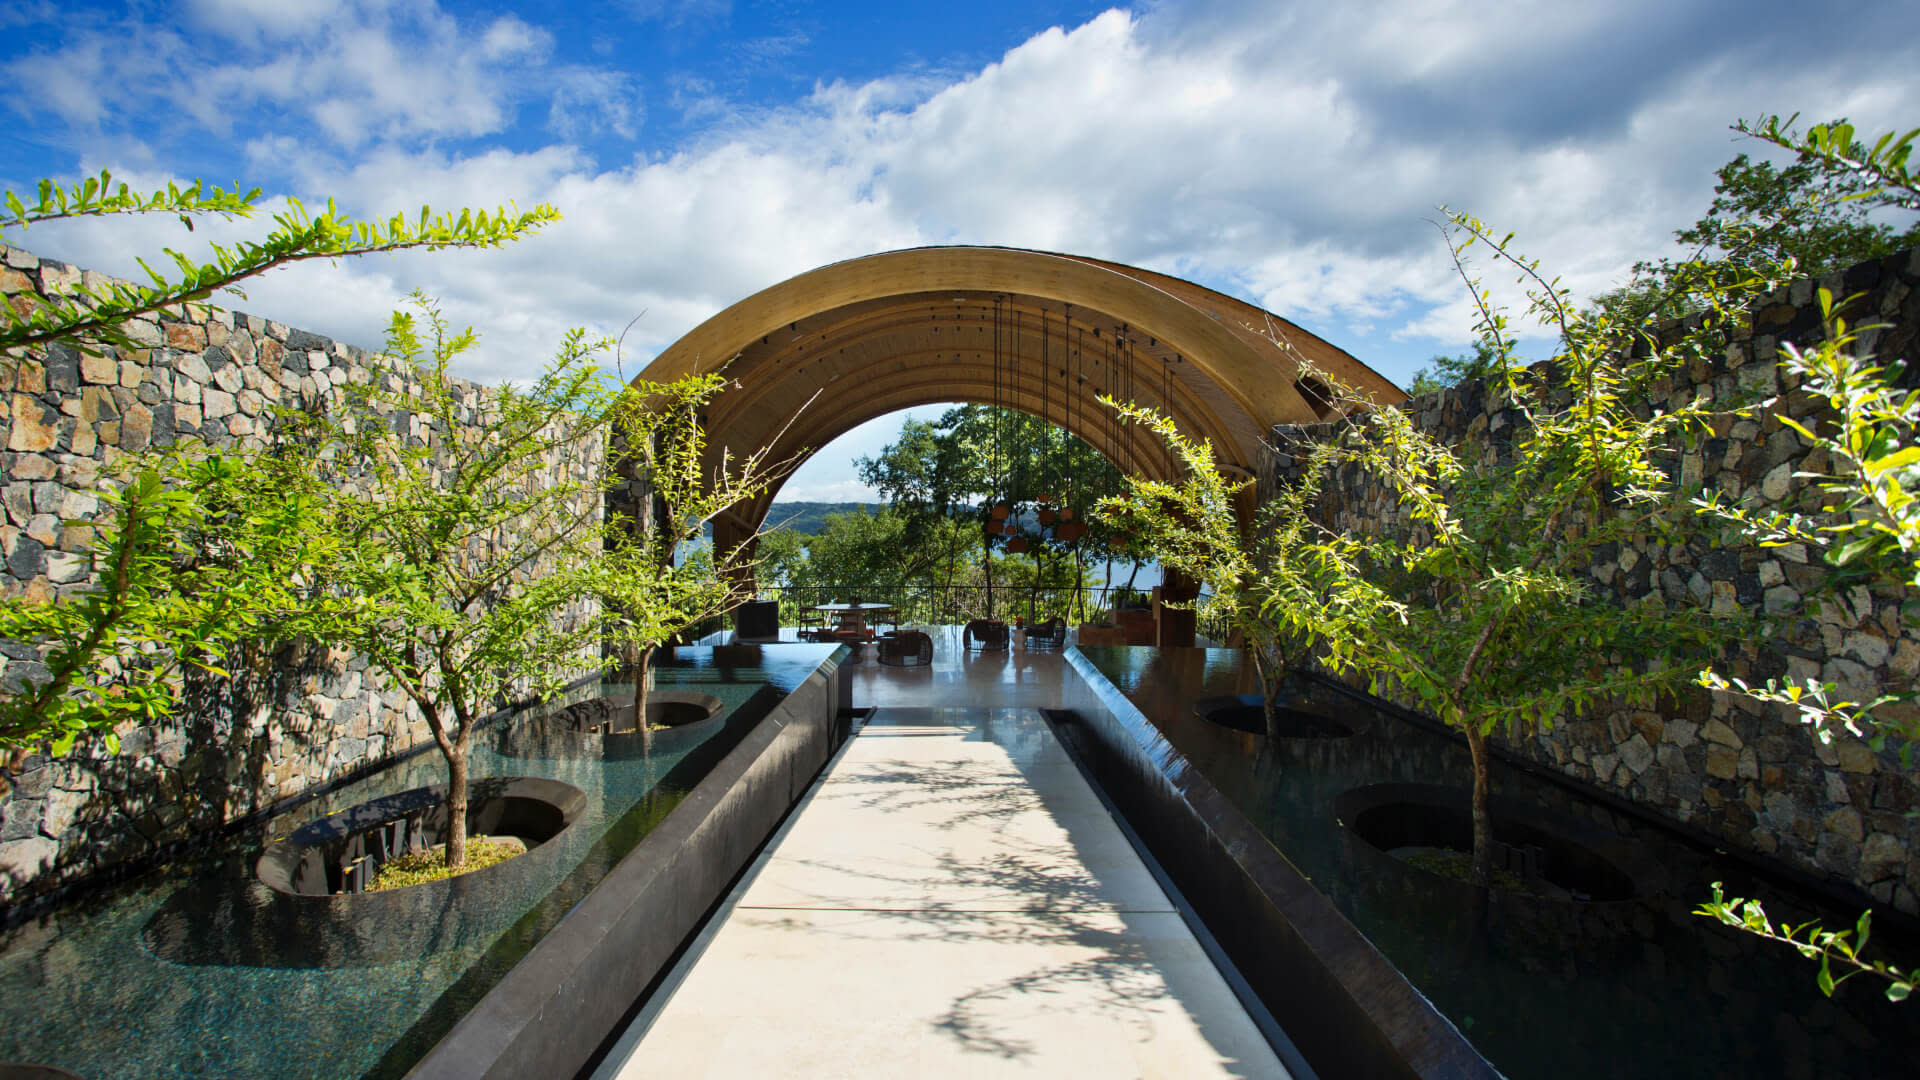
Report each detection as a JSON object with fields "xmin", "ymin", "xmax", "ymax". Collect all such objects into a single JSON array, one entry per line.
[{"xmin": 810, "ymin": 602, "xmax": 897, "ymax": 635}]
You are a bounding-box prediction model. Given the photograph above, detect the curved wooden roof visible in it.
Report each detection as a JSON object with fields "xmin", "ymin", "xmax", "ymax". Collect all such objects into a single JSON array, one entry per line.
[{"xmin": 640, "ymin": 245, "xmax": 1403, "ymax": 535}]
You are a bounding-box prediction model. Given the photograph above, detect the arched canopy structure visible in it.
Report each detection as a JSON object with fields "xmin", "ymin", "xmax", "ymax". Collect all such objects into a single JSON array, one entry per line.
[{"xmin": 639, "ymin": 246, "xmax": 1403, "ymax": 554}]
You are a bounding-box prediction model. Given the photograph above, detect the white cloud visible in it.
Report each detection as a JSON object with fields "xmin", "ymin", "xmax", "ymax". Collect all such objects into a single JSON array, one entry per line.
[
  {"xmin": 10, "ymin": 0, "xmax": 1920, "ymax": 404},
  {"xmin": 4, "ymin": 1, "xmax": 626, "ymax": 152},
  {"xmin": 548, "ymin": 68, "xmax": 643, "ymax": 140}
]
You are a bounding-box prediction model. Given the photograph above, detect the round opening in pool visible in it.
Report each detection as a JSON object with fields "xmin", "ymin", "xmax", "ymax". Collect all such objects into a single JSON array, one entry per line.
[
  {"xmin": 1334, "ymin": 782, "xmax": 1637, "ymax": 902},
  {"xmin": 1194, "ymin": 694, "xmax": 1351, "ymax": 738},
  {"xmin": 255, "ymin": 776, "xmax": 586, "ymax": 897},
  {"xmin": 547, "ymin": 691, "xmax": 724, "ymax": 734}
]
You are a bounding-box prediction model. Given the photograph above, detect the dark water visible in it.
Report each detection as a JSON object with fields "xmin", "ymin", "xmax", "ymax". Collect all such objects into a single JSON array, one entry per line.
[
  {"xmin": 0, "ymin": 645, "xmax": 836, "ymax": 1080},
  {"xmin": 1077, "ymin": 646, "xmax": 1920, "ymax": 1080}
]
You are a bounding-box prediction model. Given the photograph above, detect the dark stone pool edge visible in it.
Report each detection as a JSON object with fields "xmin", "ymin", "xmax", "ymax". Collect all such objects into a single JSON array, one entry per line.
[
  {"xmin": 402, "ymin": 650, "xmax": 853, "ymax": 1080},
  {"xmin": 1055, "ymin": 648, "xmax": 1499, "ymax": 1080}
]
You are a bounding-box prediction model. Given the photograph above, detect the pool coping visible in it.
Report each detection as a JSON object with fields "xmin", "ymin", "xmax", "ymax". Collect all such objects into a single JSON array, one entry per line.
[
  {"xmin": 1055, "ymin": 647, "xmax": 1499, "ymax": 1080},
  {"xmin": 403, "ymin": 648, "xmax": 852, "ymax": 1080}
]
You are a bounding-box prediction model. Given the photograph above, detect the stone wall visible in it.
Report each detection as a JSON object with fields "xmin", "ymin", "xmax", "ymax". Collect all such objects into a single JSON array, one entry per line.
[
  {"xmin": 0, "ymin": 243, "xmax": 604, "ymax": 908},
  {"xmin": 1272, "ymin": 248, "xmax": 1920, "ymax": 913}
]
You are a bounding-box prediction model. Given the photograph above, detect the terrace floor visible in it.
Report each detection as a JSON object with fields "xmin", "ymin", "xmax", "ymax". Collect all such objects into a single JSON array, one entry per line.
[{"xmin": 593, "ymin": 627, "xmax": 1288, "ymax": 1078}]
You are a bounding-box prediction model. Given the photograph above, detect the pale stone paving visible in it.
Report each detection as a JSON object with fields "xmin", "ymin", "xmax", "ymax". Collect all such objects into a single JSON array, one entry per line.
[{"xmin": 596, "ymin": 633, "xmax": 1288, "ymax": 1079}]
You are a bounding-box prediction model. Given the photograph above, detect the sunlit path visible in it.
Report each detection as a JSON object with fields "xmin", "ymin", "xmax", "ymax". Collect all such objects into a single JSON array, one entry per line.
[{"xmin": 594, "ymin": 634, "xmax": 1287, "ymax": 1079}]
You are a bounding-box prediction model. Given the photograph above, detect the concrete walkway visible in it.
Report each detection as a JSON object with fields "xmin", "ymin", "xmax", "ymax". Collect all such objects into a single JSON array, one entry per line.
[{"xmin": 595, "ymin": 637, "xmax": 1288, "ymax": 1078}]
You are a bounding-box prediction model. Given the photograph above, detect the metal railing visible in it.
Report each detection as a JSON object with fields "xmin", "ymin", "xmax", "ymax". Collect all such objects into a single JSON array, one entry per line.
[{"xmin": 760, "ymin": 583, "xmax": 1155, "ymax": 631}]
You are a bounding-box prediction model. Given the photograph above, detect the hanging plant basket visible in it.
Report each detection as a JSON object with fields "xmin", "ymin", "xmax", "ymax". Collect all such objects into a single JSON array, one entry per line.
[
  {"xmin": 989, "ymin": 503, "xmax": 1011, "ymax": 520},
  {"xmin": 1007, "ymin": 536, "xmax": 1029, "ymax": 554}
]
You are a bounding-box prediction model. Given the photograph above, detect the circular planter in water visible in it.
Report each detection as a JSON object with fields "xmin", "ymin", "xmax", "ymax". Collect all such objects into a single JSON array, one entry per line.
[
  {"xmin": 1194, "ymin": 693, "xmax": 1352, "ymax": 738},
  {"xmin": 256, "ymin": 776, "xmax": 585, "ymax": 897},
  {"xmin": 1333, "ymin": 782, "xmax": 1644, "ymax": 903},
  {"xmin": 142, "ymin": 776, "xmax": 586, "ymax": 969},
  {"xmin": 492, "ymin": 690, "xmax": 726, "ymax": 759}
]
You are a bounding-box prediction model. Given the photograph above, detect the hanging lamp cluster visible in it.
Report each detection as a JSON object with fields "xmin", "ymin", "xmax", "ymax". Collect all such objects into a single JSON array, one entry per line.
[
  {"xmin": 979, "ymin": 298, "xmax": 1020, "ymax": 554},
  {"xmin": 1043, "ymin": 306, "xmax": 1088, "ymax": 545},
  {"xmin": 981, "ymin": 299, "xmax": 1160, "ymax": 555}
]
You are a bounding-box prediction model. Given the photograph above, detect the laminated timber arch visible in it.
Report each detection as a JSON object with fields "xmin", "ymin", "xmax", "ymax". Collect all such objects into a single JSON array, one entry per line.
[{"xmin": 638, "ymin": 245, "xmax": 1404, "ymax": 559}]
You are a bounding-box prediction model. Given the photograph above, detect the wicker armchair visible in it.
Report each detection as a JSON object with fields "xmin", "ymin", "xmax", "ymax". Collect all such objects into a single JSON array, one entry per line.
[
  {"xmin": 963, "ymin": 619, "xmax": 1009, "ymax": 652},
  {"xmin": 1025, "ymin": 617, "xmax": 1066, "ymax": 650},
  {"xmin": 877, "ymin": 630, "xmax": 934, "ymax": 667}
]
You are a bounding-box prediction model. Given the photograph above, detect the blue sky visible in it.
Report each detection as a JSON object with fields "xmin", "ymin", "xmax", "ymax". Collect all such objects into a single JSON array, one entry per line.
[{"xmin": 5, "ymin": 0, "xmax": 1920, "ymax": 499}]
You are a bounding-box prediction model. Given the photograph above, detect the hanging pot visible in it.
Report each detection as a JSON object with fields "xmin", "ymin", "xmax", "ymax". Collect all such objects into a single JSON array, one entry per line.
[
  {"xmin": 1006, "ymin": 536, "xmax": 1029, "ymax": 554},
  {"xmin": 1109, "ymin": 533, "xmax": 1128, "ymax": 550},
  {"xmin": 990, "ymin": 503, "xmax": 1011, "ymax": 520},
  {"xmin": 1037, "ymin": 508, "xmax": 1057, "ymax": 526},
  {"xmin": 1059, "ymin": 506, "xmax": 1075, "ymax": 521}
]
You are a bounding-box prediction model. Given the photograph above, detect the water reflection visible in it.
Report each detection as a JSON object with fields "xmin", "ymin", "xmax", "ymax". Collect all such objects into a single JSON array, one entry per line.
[
  {"xmin": 1079, "ymin": 645, "xmax": 1916, "ymax": 1080},
  {"xmin": 0, "ymin": 645, "xmax": 836, "ymax": 1080}
]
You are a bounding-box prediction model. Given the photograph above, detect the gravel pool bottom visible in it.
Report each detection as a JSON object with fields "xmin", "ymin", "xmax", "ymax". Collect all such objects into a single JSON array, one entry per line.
[{"xmin": 0, "ymin": 645, "xmax": 836, "ymax": 1080}]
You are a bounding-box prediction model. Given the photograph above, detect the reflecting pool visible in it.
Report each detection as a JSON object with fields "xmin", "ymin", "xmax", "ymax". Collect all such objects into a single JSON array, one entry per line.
[
  {"xmin": 1078, "ymin": 645, "xmax": 1920, "ymax": 1080},
  {"xmin": 0, "ymin": 644, "xmax": 837, "ymax": 1079}
]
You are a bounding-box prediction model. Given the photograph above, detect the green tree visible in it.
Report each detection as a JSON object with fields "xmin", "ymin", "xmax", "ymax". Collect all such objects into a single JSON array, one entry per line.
[
  {"xmin": 1404, "ymin": 342, "xmax": 1507, "ymax": 396},
  {"xmin": 1591, "ymin": 115, "xmax": 1918, "ymax": 327},
  {"xmin": 596, "ymin": 372, "xmax": 794, "ymax": 726},
  {"xmin": 1276, "ymin": 212, "xmax": 1745, "ymax": 887},
  {"xmin": 858, "ymin": 403, "xmax": 1133, "ymax": 621},
  {"xmin": 305, "ymin": 295, "xmax": 614, "ymax": 869},
  {"xmin": 754, "ymin": 527, "xmax": 811, "ymax": 591},
  {"xmin": 0, "ymin": 170, "xmax": 558, "ymax": 355},
  {"xmin": 858, "ymin": 416, "xmax": 980, "ymax": 525},
  {"xmin": 1097, "ymin": 403, "xmax": 1350, "ymax": 739}
]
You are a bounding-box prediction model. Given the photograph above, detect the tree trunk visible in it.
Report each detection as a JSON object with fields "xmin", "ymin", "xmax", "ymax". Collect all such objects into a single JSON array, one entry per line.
[
  {"xmin": 1249, "ymin": 644, "xmax": 1282, "ymax": 742},
  {"xmin": 631, "ymin": 645, "xmax": 654, "ymax": 730},
  {"xmin": 1465, "ymin": 720, "xmax": 1494, "ymax": 888},
  {"xmin": 445, "ymin": 743, "xmax": 469, "ymax": 869}
]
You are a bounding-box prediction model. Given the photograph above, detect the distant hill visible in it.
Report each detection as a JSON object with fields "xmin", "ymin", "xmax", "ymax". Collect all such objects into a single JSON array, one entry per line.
[{"xmin": 763, "ymin": 501, "xmax": 886, "ymax": 535}]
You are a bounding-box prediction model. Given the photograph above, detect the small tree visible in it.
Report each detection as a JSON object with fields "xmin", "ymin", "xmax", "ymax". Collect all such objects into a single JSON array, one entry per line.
[
  {"xmin": 1096, "ymin": 402, "xmax": 1352, "ymax": 739},
  {"xmin": 306, "ymin": 295, "xmax": 614, "ymax": 868},
  {"xmin": 1274, "ymin": 213, "xmax": 1748, "ymax": 887},
  {"xmin": 596, "ymin": 373, "xmax": 800, "ymax": 728}
]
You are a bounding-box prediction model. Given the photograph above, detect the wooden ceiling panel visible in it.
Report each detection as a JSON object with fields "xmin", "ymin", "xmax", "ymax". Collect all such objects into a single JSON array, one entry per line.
[{"xmin": 640, "ymin": 246, "xmax": 1404, "ymax": 535}]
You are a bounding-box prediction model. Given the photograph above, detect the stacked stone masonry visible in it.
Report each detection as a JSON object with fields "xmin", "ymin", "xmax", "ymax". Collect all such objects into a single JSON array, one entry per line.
[
  {"xmin": 1271, "ymin": 247, "xmax": 1920, "ymax": 914},
  {"xmin": 0, "ymin": 243, "xmax": 604, "ymax": 907}
]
